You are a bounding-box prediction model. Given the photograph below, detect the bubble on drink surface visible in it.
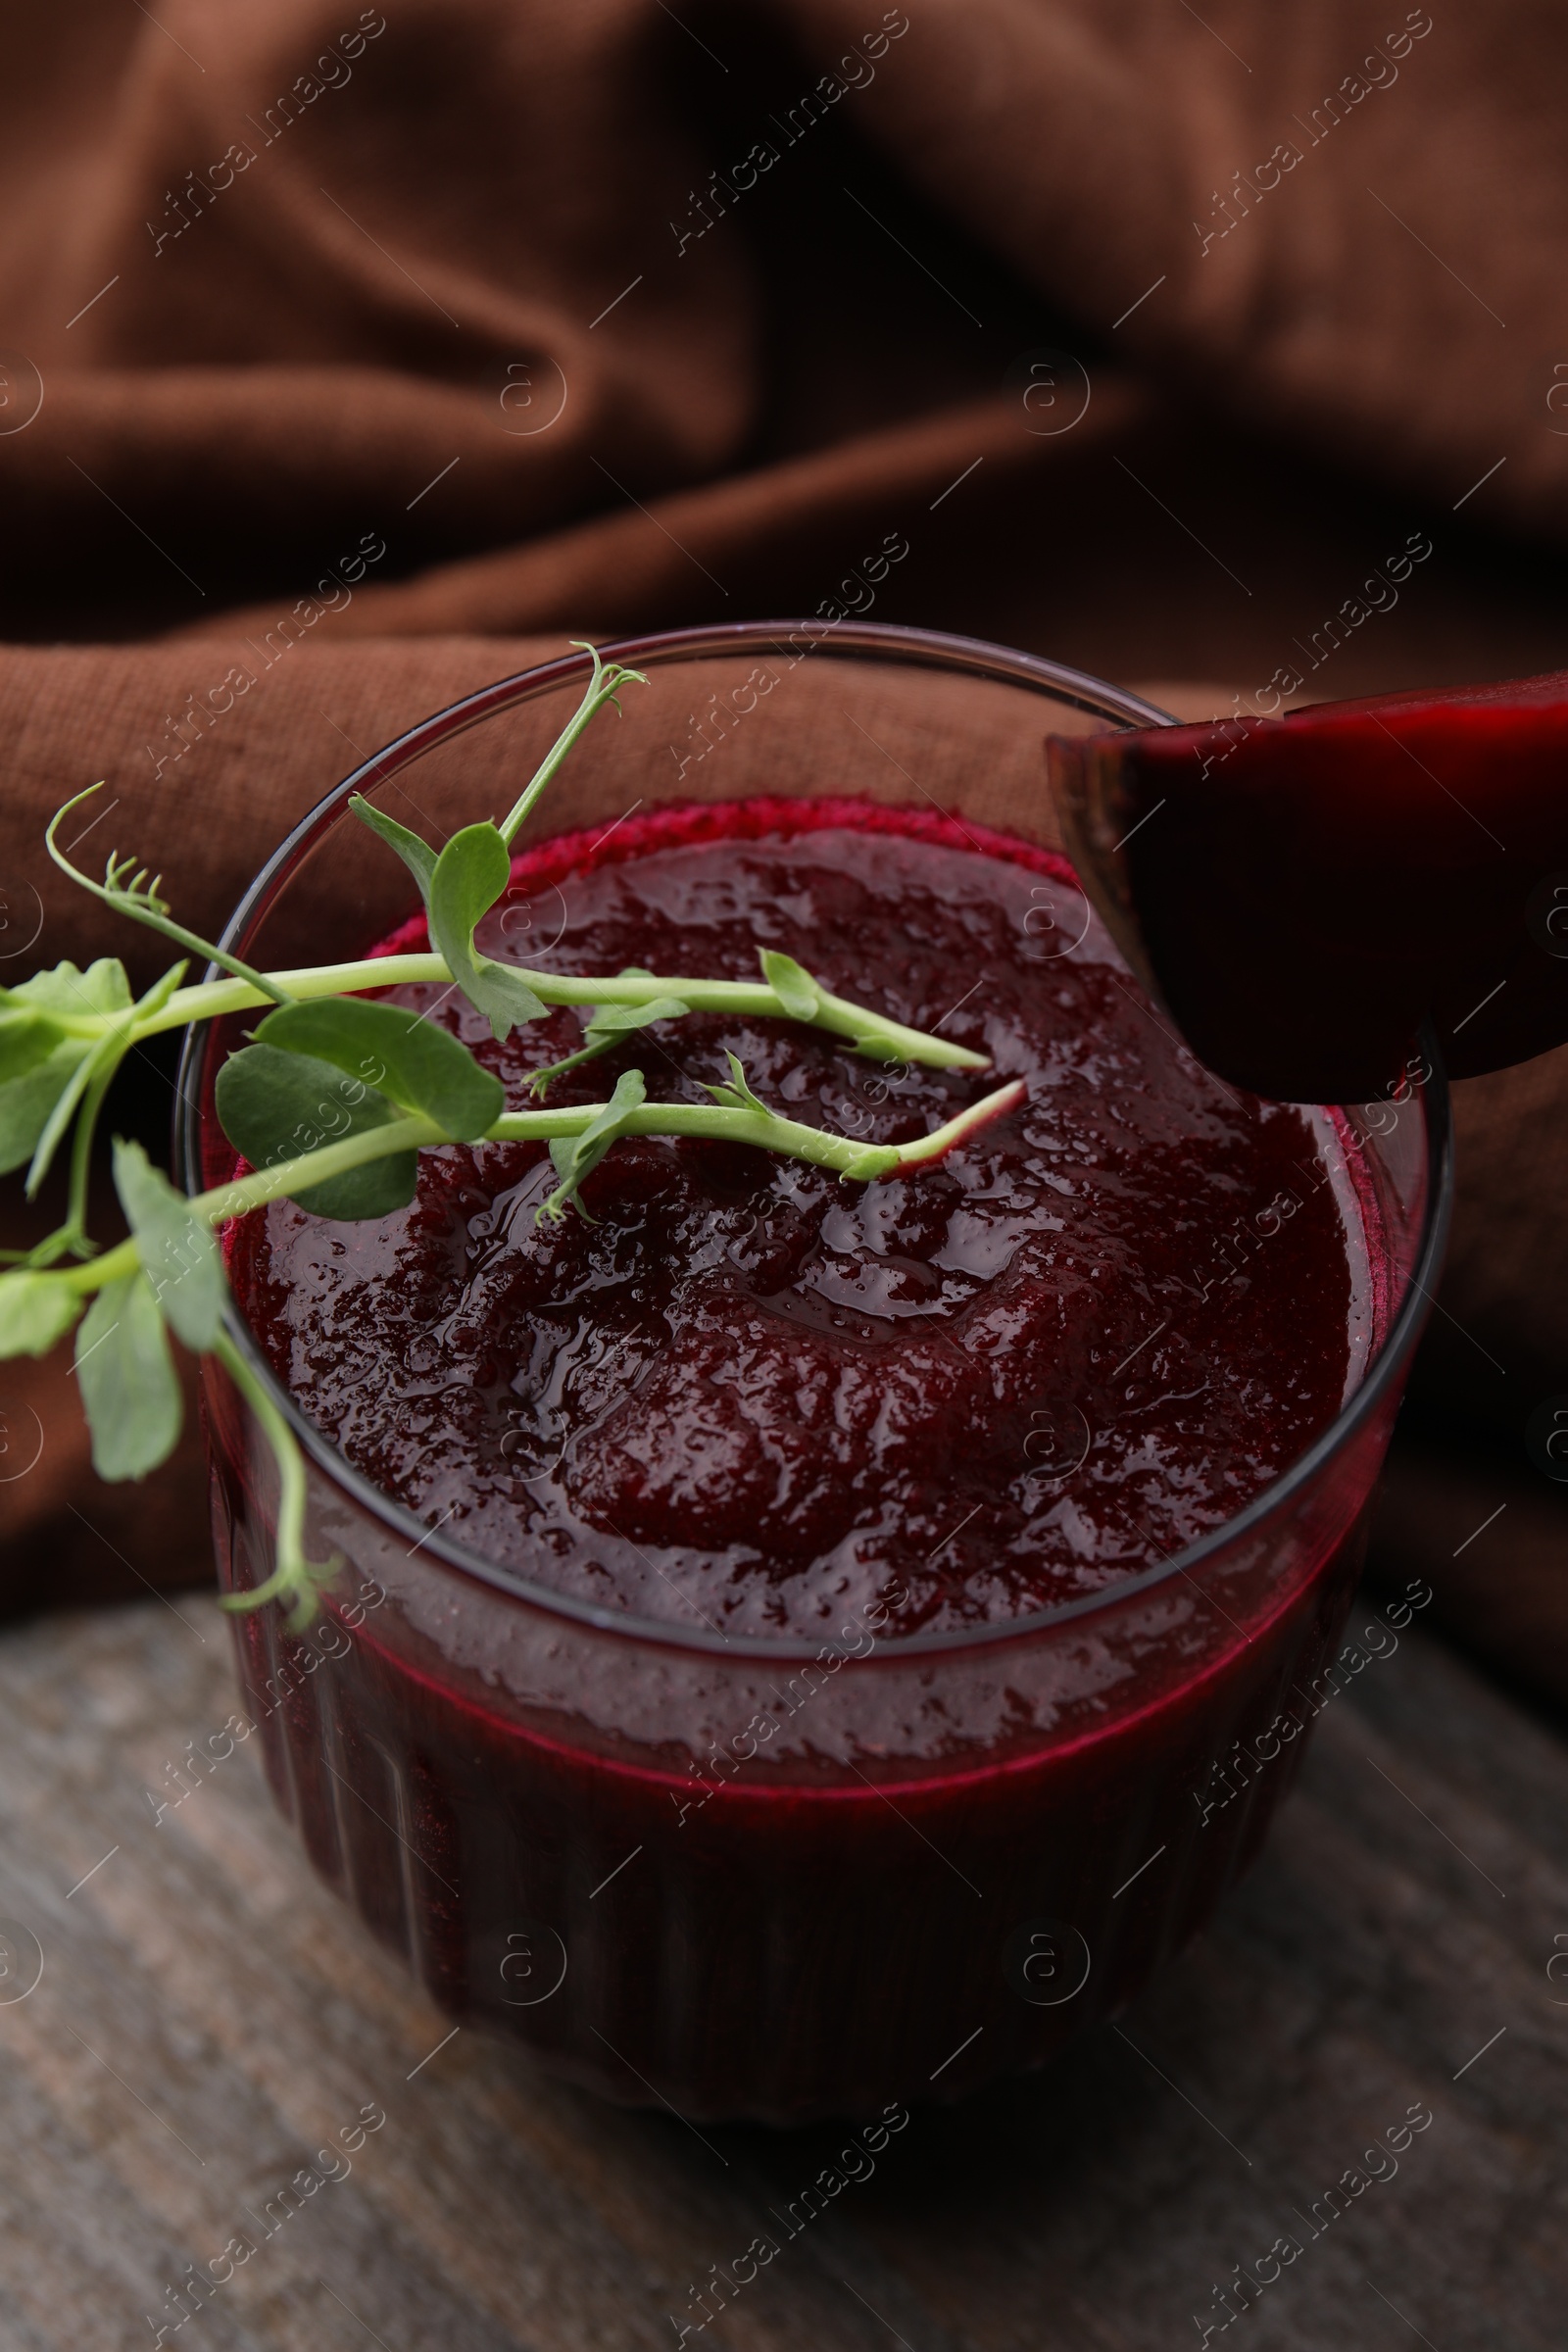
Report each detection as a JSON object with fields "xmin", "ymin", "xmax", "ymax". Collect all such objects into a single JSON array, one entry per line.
[
  {"xmin": 0, "ymin": 1398, "xmax": 43, "ymax": 1484},
  {"xmin": 1002, "ymin": 1918, "xmax": 1091, "ymax": 2006},
  {"xmin": 1002, "ymin": 347, "xmax": 1092, "ymax": 438},
  {"xmin": 1526, "ymin": 871, "xmax": 1568, "ymax": 960},
  {"xmin": 481, "ymin": 1920, "xmax": 567, "ymax": 2006},
  {"xmin": 0, "ymin": 880, "xmax": 44, "ymax": 960},
  {"xmin": 0, "ymin": 354, "xmax": 43, "ymax": 436},
  {"xmin": 1526, "ymin": 1396, "xmax": 1568, "ymax": 1485},
  {"xmin": 0, "ymin": 1920, "xmax": 43, "ymax": 2004}
]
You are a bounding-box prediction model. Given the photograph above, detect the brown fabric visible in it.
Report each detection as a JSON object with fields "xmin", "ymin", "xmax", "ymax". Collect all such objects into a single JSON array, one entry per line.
[{"xmin": 0, "ymin": 0, "xmax": 1564, "ymax": 1690}]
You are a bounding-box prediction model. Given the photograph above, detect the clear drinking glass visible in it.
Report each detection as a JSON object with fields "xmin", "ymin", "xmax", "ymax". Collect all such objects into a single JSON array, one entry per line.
[{"xmin": 179, "ymin": 622, "xmax": 1451, "ymax": 2125}]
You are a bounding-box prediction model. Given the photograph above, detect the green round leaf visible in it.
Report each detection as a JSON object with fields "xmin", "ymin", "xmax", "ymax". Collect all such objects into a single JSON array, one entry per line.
[
  {"xmin": 215, "ymin": 1043, "xmax": 416, "ymax": 1220},
  {"xmin": 429, "ymin": 823, "xmax": 547, "ymax": 1040},
  {"xmin": 112, "ymin": 1137, "xmax": 226, "ymax": 1351},
  {"xmin": 0, "ymin": 1270, "xmax": 83, "ymax": 1359},
  {"xmin": 760, "ymin": 949, "xmax": 820, "ymax": 1021},
  {"xmin": 75, "ymin": 1273, "xmax": 182, "ymax": 1481},
  {"xmin": 255, "ymin": 996, "xmax": 503, "ymax": 1142},
  {"xmin": 0, "ymin": 1010, "xmax": 69, "ymax": 1087}
]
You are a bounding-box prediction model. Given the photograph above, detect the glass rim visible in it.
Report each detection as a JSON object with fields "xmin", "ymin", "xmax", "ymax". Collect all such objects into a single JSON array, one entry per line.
[{"xmin": 178, "ymin": 619, "xmax": 1455, "ymax": 1664}]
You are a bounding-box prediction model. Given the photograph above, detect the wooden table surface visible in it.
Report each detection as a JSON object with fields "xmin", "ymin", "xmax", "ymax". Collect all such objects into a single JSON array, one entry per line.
[{"xmin": 0, "ymin": 1592, "xmax": 1562, "ymax": 2352}]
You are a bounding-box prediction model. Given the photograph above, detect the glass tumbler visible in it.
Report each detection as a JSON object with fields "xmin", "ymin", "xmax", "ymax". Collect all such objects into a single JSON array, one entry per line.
[{"xmin": 179, "ymin": 622, "xmax": 1451, "ymax": 2125}]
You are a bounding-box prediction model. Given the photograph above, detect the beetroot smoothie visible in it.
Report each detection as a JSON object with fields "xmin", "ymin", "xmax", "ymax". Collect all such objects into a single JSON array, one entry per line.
[{"xmin": 206, "ymin": 799, "xmax": 1404, "ymax": 2122}]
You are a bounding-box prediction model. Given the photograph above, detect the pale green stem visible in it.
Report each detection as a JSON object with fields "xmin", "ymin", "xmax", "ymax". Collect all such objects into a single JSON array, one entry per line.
[
  {"xmin": 211, "ymin": 1328, "xmax": 332, "ymax": 1625},
  {"xmin": 58, "ymin": 1080, "xmax": 1024, "ymax": 1300},
  {"xmin": 497, "ymin": 656, "xmax": 646, "ymax": 847},
  {"xmin": 486, "ymin": 1083, "xmax": 1026, "ymax": 1176},
  {"xmin": 123, "ymin": 957, "xmax": 989, "ymax": 1071},
  {"xmin": 44, "ymin": 787, "xmax": 291, "ymax": 1007}
]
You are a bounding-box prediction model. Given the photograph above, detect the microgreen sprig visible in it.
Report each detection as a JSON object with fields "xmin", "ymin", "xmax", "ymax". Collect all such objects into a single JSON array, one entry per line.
[
  {"xmin": 46, "ymin": 791, "xmax": 292, "ymax": 1007},
  {"xmin": 0, "ymin": 650, "xmax": 1021, "ymax": 1625}
]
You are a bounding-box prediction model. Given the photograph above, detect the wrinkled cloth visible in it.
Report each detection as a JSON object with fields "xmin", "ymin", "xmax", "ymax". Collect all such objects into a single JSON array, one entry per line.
[{"xmin": 0, "ymin": 0, "xmax": 1563, "ymax": 1692}]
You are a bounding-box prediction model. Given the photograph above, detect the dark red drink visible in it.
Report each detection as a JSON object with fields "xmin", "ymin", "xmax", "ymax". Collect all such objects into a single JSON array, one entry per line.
[{"xmin": 202, "ymin": 795, "xmax": 1437, "ymax": 2123}]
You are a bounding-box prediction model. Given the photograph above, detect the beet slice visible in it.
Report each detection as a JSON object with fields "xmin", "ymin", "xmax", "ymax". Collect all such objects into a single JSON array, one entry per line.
[{"xmin": 1048, "ymin": 670, "xmax": 1568, "ymax": 1102}]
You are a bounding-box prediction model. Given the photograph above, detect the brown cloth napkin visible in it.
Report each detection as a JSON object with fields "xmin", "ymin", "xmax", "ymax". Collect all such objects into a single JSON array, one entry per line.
[{"xmin": 1, "ymin": 1, "xmax": 1564, "ymax": 1696}]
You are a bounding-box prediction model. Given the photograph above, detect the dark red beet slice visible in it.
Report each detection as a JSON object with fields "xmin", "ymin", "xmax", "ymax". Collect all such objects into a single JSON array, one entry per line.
[{"xmin": 1049, "ymin": 670, "xmax": 1568, "ymax": 1102}]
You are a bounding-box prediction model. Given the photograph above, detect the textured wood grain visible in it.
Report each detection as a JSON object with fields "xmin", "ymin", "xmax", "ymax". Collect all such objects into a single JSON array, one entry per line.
[{"xmin": 0, "ymin": 1595, "xmax": 1561, "ymax": 2352}]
